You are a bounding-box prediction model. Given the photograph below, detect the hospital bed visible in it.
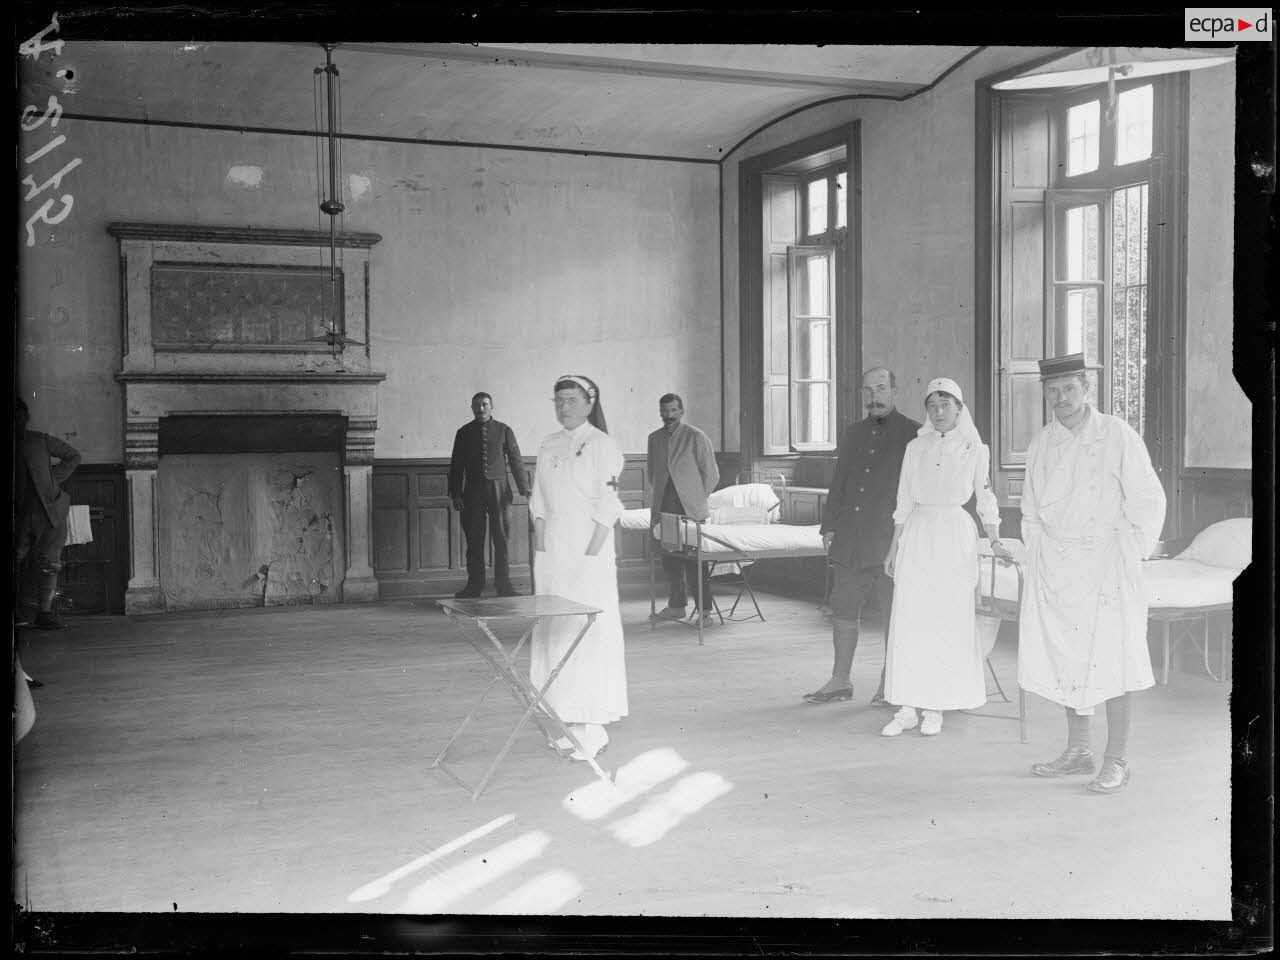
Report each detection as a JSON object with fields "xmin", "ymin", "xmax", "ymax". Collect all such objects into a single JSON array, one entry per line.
[{"xmin": 617, "ymin": 481, "xmax": 827, "ymax": 645}]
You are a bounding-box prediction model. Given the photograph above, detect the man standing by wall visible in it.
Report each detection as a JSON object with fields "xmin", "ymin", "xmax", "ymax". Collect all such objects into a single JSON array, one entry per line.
[
  {"xmin": 806, "ymin": 367, "xmax": 918, "ymax": 704},
  {"xmin": 647, "ymin": 393, "xmax": 720, "ymax": 625},
  {"xmin": 1018, "ymin": 353, "xmax": 1166, "ymax": 794},
  {"xmin": 448, "ymin": 392, "xmax": 531, "ymax": 599},
  {"xmin": 15, "ymin": 397, "xmax": 81, "ymax": 630}
]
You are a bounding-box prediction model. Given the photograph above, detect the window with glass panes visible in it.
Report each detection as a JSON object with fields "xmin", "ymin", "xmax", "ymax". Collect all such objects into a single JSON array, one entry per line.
[
  {"xmin": 787, "ymin": 164, "xmax": 846, "ymax": 449},
  {"xmin": 990, "ymin": 76, "xmax": 1172, "ymax": 509},
  {"xmin": 1051, "ymin": 80, "xmax": 1159, "ymax": 435}
]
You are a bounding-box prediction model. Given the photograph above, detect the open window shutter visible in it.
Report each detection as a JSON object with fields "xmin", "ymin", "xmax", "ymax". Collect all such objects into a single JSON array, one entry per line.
[
  {"xmin": 761, "ymin": 174, "xmax": 798, "ymax": 455},
  {"xmin": 994, "ymin": 93, "xmax": 1053, "ymax": 504}
]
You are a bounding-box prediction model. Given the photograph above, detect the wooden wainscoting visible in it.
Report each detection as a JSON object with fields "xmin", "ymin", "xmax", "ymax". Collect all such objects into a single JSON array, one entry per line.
[
  {"xmin": 1179, "ymin": 468, "xmax": 1252, "ymax": 538},
  {"xmin": 740, "ymin": 454, "xmax": 838, "ymax": 490},
  {"xmin": 373, "ymin": 455, "xmax": 650, "ymax": 598}
]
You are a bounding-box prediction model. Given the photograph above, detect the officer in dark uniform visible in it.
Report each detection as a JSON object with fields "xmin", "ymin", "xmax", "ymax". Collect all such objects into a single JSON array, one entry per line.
[
  {"xmin": 448, "ymin": 392, "xmax": 531, "ymax": 598},
  {"xmin": 805, "ymin": 367, "xmax": 919, "ymax": 705}
]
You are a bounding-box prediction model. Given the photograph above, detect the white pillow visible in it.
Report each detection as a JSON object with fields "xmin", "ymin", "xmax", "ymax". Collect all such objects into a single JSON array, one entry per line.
[
  {"xmin": 706, "ymin": 483, "xmax": 781, "ymax": 519},
  {"xmin": 708, "ymin": 505, "xmax": 772, "ymax": 526},
  {"xmin": 1178, "ymin": 517, "xmax": 1251, "ymax": 570}
]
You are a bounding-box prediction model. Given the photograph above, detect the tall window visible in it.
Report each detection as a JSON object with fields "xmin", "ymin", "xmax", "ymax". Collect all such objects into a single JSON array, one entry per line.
[
  {"xmin": 788, "ymin": 163, "xmax": 844, "ymax": 448},
  {"xmin": 742, "ymin": 126, "xmax": 857, "ymax": 464},
  {"xmin": 1051, "ymin": 82, "xmax": 1158, "ymax": 435},
  {"xmin": 758, "ymin": 162, "xmax": 846, "ymax": 453},
  {"xmin": 986, "ymin": 75, "xmax": 1179, "ymax": 505}
]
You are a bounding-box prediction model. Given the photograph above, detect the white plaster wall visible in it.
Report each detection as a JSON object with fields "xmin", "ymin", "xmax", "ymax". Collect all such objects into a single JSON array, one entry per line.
[
  {"xmin": 721, "ymin": 46, "xmax": 1246, "ymax": 466},
  {"xmin": 17, "ymin": 123, "xmax": 721, "ymax": 461},
  {"xmin": 720, "ymin": 47, "xmax": 1054, "ymax": 451},
  {"xmin": 1185, "ymin": 63, "xmax": 1248, "ymax": 469}
]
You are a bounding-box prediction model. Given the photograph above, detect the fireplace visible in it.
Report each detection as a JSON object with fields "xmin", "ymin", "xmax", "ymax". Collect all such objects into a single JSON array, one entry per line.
[{"xmin": 109, "ymin": 223, "xmax": 384, "ymax": 614}]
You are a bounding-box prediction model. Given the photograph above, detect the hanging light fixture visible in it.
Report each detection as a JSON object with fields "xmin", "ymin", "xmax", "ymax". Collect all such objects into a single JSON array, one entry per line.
[
  {"xmin": 992, "ymin": 47, "xmax": 1234, "ymax": 124},
  {"xmin": 309, "ymin": 41, "xmax": 363, "ymax": 359}
]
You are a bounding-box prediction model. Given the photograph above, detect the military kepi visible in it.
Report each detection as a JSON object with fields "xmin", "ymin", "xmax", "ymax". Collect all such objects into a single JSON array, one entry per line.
[{"xmin": 1038, "ymin": 352, "xmax": 1087, "ymax": 379}]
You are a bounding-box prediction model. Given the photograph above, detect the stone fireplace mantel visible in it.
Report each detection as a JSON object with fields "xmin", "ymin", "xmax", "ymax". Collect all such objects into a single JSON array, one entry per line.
[{"xmin": 108, "ymin": 222, "xmax": 386, "ymax": 614}]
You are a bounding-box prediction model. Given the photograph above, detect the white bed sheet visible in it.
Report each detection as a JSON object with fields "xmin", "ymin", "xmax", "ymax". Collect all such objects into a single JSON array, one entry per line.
[
  {"xmin": 1142, "ymin": 558, "xmax": 1236, "ymax": 608},
  {"xmin": 618, "ymin": 509, "xmax": 824, "ymax": 557},
  {"xmin": 619, "ymin": 508, "xmax": 655, "ymax": 531},
  {"xmin": 972, "ymin": 540, "xmax": 1233, "ymax": 609}
]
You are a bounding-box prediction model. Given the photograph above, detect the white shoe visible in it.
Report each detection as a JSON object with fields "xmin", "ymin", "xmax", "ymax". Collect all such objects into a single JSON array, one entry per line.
[
  {"xmin": 881, "ymin": 706, "xmax": 919, "ymax": 737},
  {"xmin": 651, "ymin": 605, "xmax": 687, "ymax": 622},
  {"xmin": 569, "ymin": 724, "xmax": 609, "ymax": 761},
  {"xmin": 919, "ymin": 710, "xmax": 943, "ymax": 736}
]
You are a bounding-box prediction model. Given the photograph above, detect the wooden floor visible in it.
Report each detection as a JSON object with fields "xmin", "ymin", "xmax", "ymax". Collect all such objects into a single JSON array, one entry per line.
[{"xmin": 14, "ymin": 590, "xmax": 1231, "ymax": 919}]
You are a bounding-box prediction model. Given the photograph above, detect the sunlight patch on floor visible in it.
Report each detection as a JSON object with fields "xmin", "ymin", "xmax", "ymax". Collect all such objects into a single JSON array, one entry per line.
[
  {"xmin": 402, "ymin": 830, "xmax": 550, "ymax": 913},
  {"xmin": 561, "ymin": 746, "xmax": 689, "ymax": 821},
  {"xmin": 607, "ymin": 771, "xmax": 734, "ymax": 848},
  {"xmin": 487, "ymin": 868, "xmax": 584, "ymax": 914},
  {"xmin": 346, "ymin": 814, "xmax": 515, "ymax": 904}
]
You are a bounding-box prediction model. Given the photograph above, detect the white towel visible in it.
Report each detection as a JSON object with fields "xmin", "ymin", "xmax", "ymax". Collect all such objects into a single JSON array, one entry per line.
[{"xmin": 65, "ymin": 504, "xmax": 93, "ymax": 546}]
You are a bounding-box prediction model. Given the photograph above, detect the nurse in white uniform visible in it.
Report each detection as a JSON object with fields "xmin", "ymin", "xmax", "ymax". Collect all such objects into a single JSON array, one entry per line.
[
  {"xmin": 881, "ymin": 377, "xmax": 1012, "ymax": 737},
  {"xmin": 529, "ymin": 374, "xmax": 628, "ymax": 761}
]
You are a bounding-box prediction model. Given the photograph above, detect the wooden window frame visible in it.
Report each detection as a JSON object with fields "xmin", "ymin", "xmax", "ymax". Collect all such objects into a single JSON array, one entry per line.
[
  {"xmin": 975, "ymin": 62, "xmax": 1188, "ymax": 533},
  {"xmin": 738, "ymin": 123, "xmax": 860, "ymax": 467}
]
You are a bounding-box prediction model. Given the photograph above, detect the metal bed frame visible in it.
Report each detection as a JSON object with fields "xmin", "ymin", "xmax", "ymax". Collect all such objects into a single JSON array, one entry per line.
[
  {"xmin": 966, "ymin": 552, "xmax": 1029, "ymax": 742},
  {"xmin": 646, "ymin": 511, "xmax": 831, "ymax": 645}
]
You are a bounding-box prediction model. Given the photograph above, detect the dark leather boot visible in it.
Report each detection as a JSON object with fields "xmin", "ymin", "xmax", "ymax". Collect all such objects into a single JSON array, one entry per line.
[
  {"xmin": 1031, "ymin": 746, "xmax": 1097, "ymax": 778},
  {"xmin": 1086, "ymin": 757, "xmax": 1130, "ymax": 793}
]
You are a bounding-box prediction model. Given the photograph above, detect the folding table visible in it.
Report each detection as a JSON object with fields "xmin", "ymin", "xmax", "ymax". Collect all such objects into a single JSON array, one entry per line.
[{"xmin": 434, "ymin": 594, "xmax": 613, "ymax": 800}]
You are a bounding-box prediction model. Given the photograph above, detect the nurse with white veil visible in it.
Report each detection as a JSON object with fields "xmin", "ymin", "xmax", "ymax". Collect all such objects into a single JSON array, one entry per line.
[
  {"xmin": 881, "ymin": 377, "xmax": 1012, "ymax": 738},
  {"xmin": 529, "ymin": 374, "xmax": 628, "ymax": 762}
]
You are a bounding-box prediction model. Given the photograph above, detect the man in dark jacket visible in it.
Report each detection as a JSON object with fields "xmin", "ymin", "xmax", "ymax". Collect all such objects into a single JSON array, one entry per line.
[
  {"xmin": 15, "ymin": 398, "xmax": 81, "ymax": 630},
  {"xmin": 448, "ymin": 392, "xmax": 530, "ymax": 598},
  {"xmin": 805, "ymin": 367, "xmax": 919, "ymax": 704}
]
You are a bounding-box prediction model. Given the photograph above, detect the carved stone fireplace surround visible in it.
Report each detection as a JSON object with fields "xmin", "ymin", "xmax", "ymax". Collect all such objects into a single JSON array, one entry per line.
[{"xmin": 109, "ymin": 222, "xmax": 385, "ymax": 614}]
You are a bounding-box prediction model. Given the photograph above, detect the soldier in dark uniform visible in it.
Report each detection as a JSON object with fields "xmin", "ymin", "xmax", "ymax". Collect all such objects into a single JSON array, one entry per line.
[
  {"xmin": 805, "ymin": 367, "xmax": 919, "ymax": 705},
  {"xmin": 15, "ymin": 397, "xmax": 81, "ymax": 631},
  {"xmin": 448, "ymin": 392, "xmax": 531, "ymax": 598}
]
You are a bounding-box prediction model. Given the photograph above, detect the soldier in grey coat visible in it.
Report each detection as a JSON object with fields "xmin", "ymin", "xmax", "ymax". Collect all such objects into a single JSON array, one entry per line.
[{"xmin": 647, "ymin": 394, "xmax": 720, "ymax": 625}]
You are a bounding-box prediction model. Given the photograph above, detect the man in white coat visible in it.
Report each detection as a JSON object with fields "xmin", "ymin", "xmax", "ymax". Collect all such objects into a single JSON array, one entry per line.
[{"xmin": 1017, "ymin": 353, "xmax": 1167, "ymax": 794}]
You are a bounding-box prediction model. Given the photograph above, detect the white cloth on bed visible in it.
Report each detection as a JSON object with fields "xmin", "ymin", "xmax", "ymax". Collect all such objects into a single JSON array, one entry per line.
[
  {"xmin": 708, "ymin": 504, "xmax": 774, "ymax": 525},
  {"xmin": 651, "ymin": 517, "xmax": 824, "ymax": 556},
  {"xmin": 706, "ymin": 483, "xmax": 781, "ymax": 517},
  {"xmin": 528, "ymin": 421, "xmax": 628, "ymax": 725}
]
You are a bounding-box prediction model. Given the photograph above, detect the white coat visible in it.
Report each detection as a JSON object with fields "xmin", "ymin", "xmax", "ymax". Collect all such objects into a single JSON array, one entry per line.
[{"xmin": 1016, "ymin": 407, "xmax": 1166, "ymax": 711}]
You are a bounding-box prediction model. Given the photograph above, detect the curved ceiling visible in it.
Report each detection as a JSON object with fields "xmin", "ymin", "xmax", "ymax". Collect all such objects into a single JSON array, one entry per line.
[{"xmin": 22, "ymin": 42, "xmax": 980, "ymax": 161}]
